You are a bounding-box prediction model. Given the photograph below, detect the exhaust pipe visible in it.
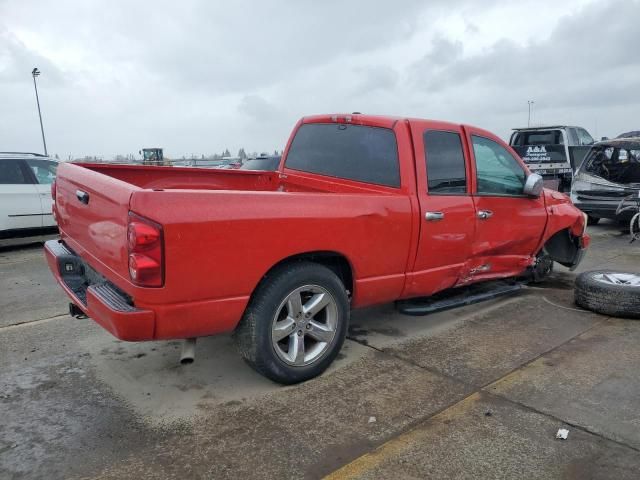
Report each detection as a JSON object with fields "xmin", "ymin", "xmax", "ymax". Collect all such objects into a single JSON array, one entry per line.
[{"xmin": 180, "ymin": 338, "xmax": 197, "ymax": 364}]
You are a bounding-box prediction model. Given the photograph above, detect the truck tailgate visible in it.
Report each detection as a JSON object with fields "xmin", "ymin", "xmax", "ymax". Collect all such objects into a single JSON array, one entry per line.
[{"xmin": 55, "ymin": 162, "xmax": 138, "ymax": 282}]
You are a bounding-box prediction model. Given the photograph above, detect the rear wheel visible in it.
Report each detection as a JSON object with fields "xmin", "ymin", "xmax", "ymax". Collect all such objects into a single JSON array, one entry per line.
[{"xmin": 234, "ymin": 262, "xmax": 349, "ymax": 384}]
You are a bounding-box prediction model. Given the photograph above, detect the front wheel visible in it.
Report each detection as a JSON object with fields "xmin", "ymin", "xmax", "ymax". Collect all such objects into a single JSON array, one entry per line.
[
  {"xmin": 528, "ymin": 252, "xmax": 554, "ymax": 283},
  {"xmin": 234, "ymin": 262, "xmax": 349, "ymax": 384}
]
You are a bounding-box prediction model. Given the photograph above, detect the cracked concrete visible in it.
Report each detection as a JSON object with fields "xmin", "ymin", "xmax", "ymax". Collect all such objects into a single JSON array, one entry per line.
[{"xmin": 2, "ymin": 220, "xmax": 640, "ymax": 479}]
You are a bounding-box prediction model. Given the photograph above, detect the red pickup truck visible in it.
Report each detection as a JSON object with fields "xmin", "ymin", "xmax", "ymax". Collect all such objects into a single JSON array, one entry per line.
[{"xmin": 45, "ymin": 114, "xmax": 589, "ymax": 383}]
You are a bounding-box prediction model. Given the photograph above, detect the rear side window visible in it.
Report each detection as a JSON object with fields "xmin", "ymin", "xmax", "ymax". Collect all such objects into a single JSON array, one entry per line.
[
  {"xmin": 0, "ymin": 160, "xmax": 29, "ymax": 184},
  {"xmin": 285, "ymin": 123, "xmax": 400, "ymax": 187},
  {"xmin": 26, "ymin": 159, "xmax": 58, "ymax": 184},
  {"xmin": 424, "ymin": 130, "xmax": 467, "ymax": 194}
]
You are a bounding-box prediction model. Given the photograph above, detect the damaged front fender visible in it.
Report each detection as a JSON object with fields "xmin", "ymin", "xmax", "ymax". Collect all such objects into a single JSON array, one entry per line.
[
  {"xmin": 538, "ymin": 189, "xmax": 590, "ymax": 270},
  {"xmin": 543, "ymin": 229, "xmax": 587, "ymax": 270}
]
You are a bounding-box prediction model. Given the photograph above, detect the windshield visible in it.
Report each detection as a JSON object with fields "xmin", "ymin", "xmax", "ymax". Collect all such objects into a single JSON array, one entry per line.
[
  {"xmin": 583, "ymin": 144, "xmax": 640, "ymax": 184},
  {"xmin": 143, "ymin": 150, "xmax": 160, "ymax": 160}
]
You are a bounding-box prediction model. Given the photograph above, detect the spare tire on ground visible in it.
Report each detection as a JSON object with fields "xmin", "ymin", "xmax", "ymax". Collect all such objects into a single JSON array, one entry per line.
[{"xmin": 575, "ymin": 270, "xmax": 640, "ymax": 319}]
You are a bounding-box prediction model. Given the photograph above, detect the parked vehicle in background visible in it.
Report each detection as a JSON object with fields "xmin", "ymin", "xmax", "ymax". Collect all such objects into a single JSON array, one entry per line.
[
  {"xmin": 187, "ymin": 157, "xmax": 235, "ymax": 168},
  {"xmin": 140, "ymin": 148, "xmax": 165, "ymax": 166},
  {"xmin": 219, "ymin": 156, "xmax": 243, "ymax": 169},
  {"xmin": 571, "ymin": 137, "xmax": 640, "ymax": 224},
  {"xmin": 617, "ymin": 131, "xmax": 640, "ymax": 139},
  {"xmin": 240, "ymin": 155, "xmax": 281, "ymax": 171},
  {"xmin": 509, "ymin": 126, "xmax": 595, "ymax": 192},
  {"xmin": 45, "ymin": 114, "xmax": 589, "ymax": 384},
  {"xmin": 0, "ymin": 152, "xmax": 58, "ymax": 239}
]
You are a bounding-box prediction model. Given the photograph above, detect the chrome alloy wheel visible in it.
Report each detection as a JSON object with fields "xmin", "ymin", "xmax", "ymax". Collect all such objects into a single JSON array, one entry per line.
[
  {"xmin": 593, "ymin": 273, "xmax": 640, "ymax": 287},
  {"xmin": 271, "ymin": 285, "xmax": 338, "ymax": 366}
]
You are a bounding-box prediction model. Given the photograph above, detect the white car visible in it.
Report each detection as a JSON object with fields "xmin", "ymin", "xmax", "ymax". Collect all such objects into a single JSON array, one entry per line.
[{"xmin": 0, "ymin": 152, "xmax": 59, "ymax": 238}]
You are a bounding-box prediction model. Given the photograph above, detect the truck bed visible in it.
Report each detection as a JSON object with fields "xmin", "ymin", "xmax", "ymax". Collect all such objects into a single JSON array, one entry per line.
[
  {"xmin": 78, "ymin": 163, "xmax": 279, "ymax": 191},
  {"xmin": 53, "ymin": 161, "xmax": 413, "ymax": 339}
]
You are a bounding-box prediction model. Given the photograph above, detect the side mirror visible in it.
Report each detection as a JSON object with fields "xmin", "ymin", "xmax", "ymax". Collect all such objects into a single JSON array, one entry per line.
[{"xmin": 523, "ymin": 173, "xmax": 544, "ymax": 197}]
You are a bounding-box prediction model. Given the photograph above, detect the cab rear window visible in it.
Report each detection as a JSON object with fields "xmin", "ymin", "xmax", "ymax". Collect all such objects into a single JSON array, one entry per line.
[{"xmin": 285, "ymin": 123, "xmax": 400, "ymax": 187}]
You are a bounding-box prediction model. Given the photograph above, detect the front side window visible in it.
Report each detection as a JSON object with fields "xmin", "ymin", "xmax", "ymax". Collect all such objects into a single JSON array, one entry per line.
[
  {"xmin": 0, "ymin": 159, "xmax": 29, "ymax": 184},
  {"xmin": 285, "ymin": 123, "xmax": 400, "ymax": 187},
  {"xmin": 25, "ymin": 159, "xmax": 58, "ymax": 185},
  {"xmin": 424, "ymin": 130, "xmax": 466, "ymax": 194},
  {"xmin": 472, "ymin": 136, "xmax": 526, "ymax": 196}
]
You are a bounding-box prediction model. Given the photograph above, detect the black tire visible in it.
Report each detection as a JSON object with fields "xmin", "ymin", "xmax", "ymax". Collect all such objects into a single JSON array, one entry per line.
[
  {"xmin": 574, "ymin": 270, "xmax": 640, "ymax": 319},
  {"xmin": 587, "ymin": 215, "xmax": 600, "ymax": 226},
  {"xmin": 234, "ymin": 261, "xmax": 350, "ymax": 384}
]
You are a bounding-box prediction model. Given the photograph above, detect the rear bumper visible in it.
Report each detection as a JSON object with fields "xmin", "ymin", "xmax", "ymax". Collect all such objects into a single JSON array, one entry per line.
[
  {"xmin": 45, "ymin": 240, "xmax": 155, "ymax": 340},
  {"xmin": 45, "ymin": 239, "xmax": 249, "ymax": 341}
]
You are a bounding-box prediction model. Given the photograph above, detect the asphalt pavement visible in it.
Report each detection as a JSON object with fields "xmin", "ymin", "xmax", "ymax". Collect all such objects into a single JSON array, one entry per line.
[{"xmin": 1, "ymin": 222, "xmax": 639, "ymax": 479}]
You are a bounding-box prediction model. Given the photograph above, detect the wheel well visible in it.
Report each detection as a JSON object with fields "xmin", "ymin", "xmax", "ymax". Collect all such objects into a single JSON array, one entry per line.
[
  {"xmin": 543, "ymin": 228, "xmax": 579, "ymax": 266},
  {"xmin": 260, "ymin": 252, "xmax": 354, "ymax": 296}
]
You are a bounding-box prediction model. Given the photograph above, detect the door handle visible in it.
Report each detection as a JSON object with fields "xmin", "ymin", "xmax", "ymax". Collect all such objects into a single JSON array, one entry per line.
[
  {"xmin": 477, "ymin": 210, "xmax": 493, "ymax": 220},
  {"xmin": 425, "ymin": 211, "xmax": 444, "ymax": 221}
]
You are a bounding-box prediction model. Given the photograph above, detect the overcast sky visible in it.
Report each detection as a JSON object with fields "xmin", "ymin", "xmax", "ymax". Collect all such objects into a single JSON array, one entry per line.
[{"xmin": 1, "ymin": 0, "xmax": 638, "ymax": 159}]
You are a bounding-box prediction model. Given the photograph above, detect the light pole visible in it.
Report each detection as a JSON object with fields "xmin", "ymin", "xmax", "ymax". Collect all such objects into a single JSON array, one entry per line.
[
  {"xmin": 527, "ymin": 100, "xmax": 535, "ymax": 127},
  {"xmin": 32, "ymin": 67, "xmax": 48, "ymax": 156}
]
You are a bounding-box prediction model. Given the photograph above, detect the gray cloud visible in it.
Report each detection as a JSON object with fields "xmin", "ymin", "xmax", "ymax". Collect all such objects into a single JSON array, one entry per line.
[
  {"xmin": 353, "ymin": 65, "xmax": 399, "ymax": 93},
  {"xmin": 0, "ymin": 28, "xmax": 64, "ymax": 84},
  {"xmin": 404, "ymin": 0, "xmax": 640, "ymax": 136},
  {"xmin": 411, "ymin": 1, "xmax": 640, "ymax": 105},
  {"xmin": 238, "ymin": 94, "xmax": 279, "ymax": 120},
  {"xmin": 0, "ymin": 0, "xmax": 637, "ymax": 156}
]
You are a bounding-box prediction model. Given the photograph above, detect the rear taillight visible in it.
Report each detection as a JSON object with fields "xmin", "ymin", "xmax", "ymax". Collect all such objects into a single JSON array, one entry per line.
[
  {"xmin": 127, "ymin": 213, "xmax": 164, "ymax": 287},
  {"xmin": 51, "ymin": 179, "xmax": 56, "ymax": 201}
]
